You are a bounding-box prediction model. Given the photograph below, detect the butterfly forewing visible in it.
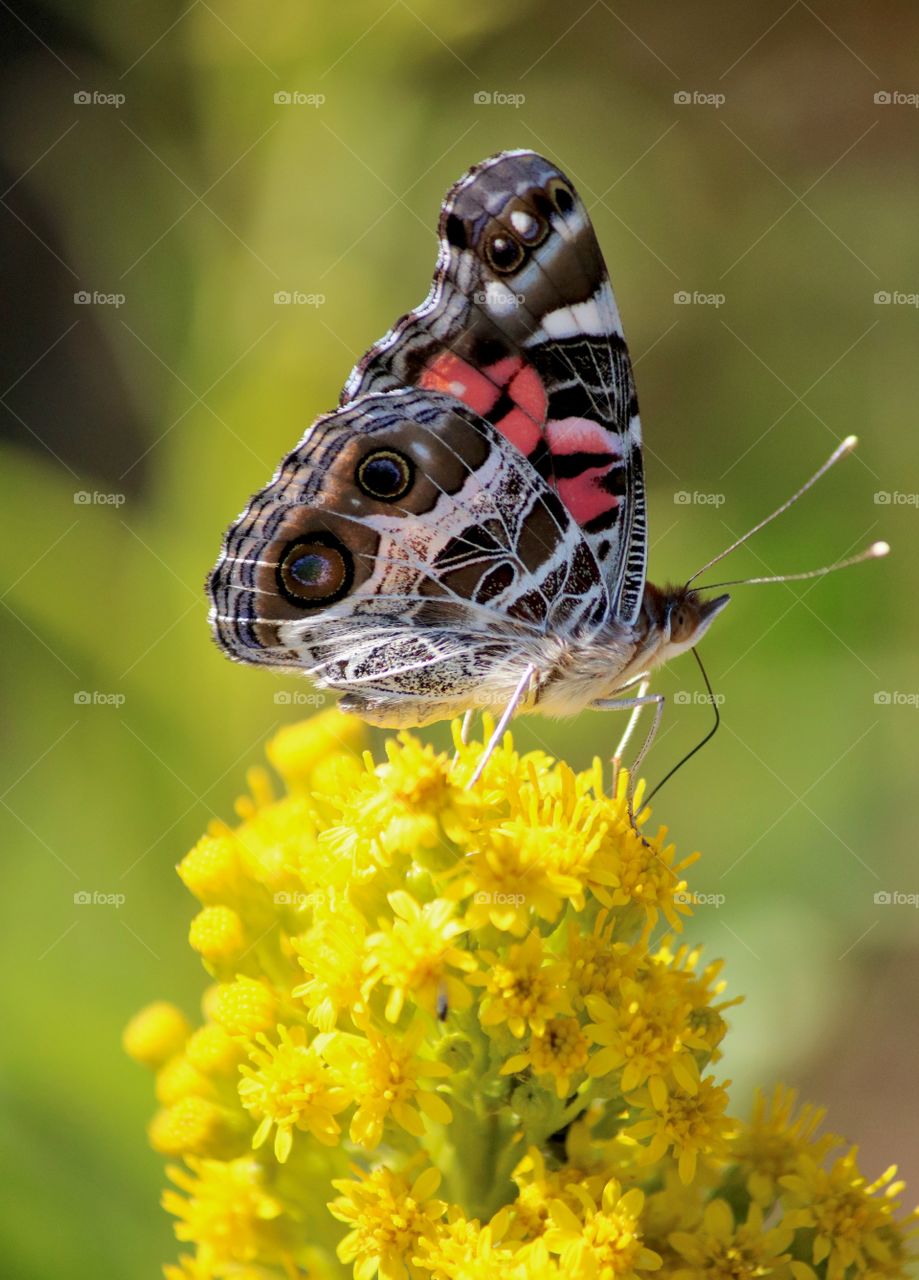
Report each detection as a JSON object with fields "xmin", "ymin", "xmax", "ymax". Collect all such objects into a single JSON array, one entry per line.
[{"xmin": 342, "ymin": 149, "xmax": 647, "ymax": 624}]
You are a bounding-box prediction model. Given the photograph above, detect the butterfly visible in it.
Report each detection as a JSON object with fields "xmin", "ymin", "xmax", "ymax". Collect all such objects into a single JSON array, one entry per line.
[{"xmin": 208, "ymin": 149, "xmax": 884, "ymax": 788}]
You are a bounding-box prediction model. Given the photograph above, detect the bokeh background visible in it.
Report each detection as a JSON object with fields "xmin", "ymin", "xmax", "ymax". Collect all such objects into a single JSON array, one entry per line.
[{"xmin": 1, "ymin": 1, "xmax": 917, "ymax": 1274}]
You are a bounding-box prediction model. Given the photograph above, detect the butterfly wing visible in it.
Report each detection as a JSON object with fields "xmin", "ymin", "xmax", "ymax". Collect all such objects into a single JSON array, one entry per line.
[
  {"xmin": 208, "ymin": 388, "xmax": 609, "ymax": 726},
  {"xmin": 342, "ymin": 149, "xmax": 647, "ymax": 624}
]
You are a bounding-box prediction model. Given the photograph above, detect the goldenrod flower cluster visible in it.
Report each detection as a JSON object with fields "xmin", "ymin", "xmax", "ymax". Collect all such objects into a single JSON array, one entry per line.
[{"xmin": 124, "ymin": 710, "xmax": 917, "ymax": 1279}]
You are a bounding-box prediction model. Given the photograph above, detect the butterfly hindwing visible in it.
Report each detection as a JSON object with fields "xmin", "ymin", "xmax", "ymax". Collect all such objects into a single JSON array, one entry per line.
[
  {"xmin": 342, "ymin": 149, "xmax": 647, "ymax": 624},
  {"xmin": 208, "ymin": 388, "xmax": 609, "ymax": 725}
]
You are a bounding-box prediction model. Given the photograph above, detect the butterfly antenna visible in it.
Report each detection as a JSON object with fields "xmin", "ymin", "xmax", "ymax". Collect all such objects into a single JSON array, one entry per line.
[
  {"xmin": 685, "ymin": 435, "xmax": 869, "ymax": 588},
  {"xmin": 640, "ymin": 648, "xmax": 720, "ymax": 810},
  {"xmin": 693, "ymin": 540, "xmax": 889, "ymax": 592}
]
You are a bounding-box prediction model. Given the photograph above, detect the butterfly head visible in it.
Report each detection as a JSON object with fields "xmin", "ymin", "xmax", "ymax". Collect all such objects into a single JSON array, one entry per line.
[{"xmin": 640, "ymin": 583, "xmax": 731, "ymax": 667}]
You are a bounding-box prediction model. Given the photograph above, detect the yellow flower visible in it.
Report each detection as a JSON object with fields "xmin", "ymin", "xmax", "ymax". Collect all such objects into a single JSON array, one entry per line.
[
  {"xmin": 238, "ymin": 1023, "xmax": 351, "ymax": 1161},
  {"xmin": 178, "ymin": 833, "xmax": 244, "ymax": 904},
  {"xmin": 266, "ymin": 706, "xmax": 366, "ymax": 792},
  {"xmin": 543, "ymin": 1177, "xmax": 662, "ymax": 1277},
  {"xmin": 507, "ymin": 1145, "xmax": 606, "ymax": 1243},
  {"xmin": 293, "ymin": 900, "xmax": 370, "ymax": 1031},
  {"xmin": 333, "ymin": 735, "xmax": 475, "ymax": 866},
  {"xmin": 329, "ymin": 1164, "xmax": 446, "ymax": 1280},
  {"xmin": 455, "ymin": 763, "xmax": 612, "ymax": 931},
  {"xmin": 123, "ymin": 1001, "xmax": 191, "ymax": 1069},
  {"xmin": 469, "ymin": 929, "xmax": 572, "ymax": 1038},
  {"xmin": 126, "ymin": 717, "xmax": 917, "ymax": 1279},
  {"xmin": 669, "ymin": 1197, "xmax": 794, "ymax": 1277},
  {"xmin": 415, "ymin": 1206, "xmax": 518, "ymax": 1277},
  {"xmin": 584, "ymin": 963, "xmax": 711, "ymax": 1102},
  {"xmin": 322, "ymin": 1020, "xmax": 453, "ymax": 1150},
  {"xmin": 780, "ymin": 1148, "xmax": 910, "ymax": 1280},
  {"xmin": 625, "ymin": 1075, "xmax": 734, "ymax": 1184},
  {"xmin": 162, "ymin": 1157, "xmax": 288, "ymax": 1271},
  {"xmin": 502, "ymin": 1016, "xmax": 591, "ymax": 1098},
  {"xmin": 184, "ymin": 1023, "xmax": 242, "ymax": 1077},
  {"xmin": 148, "ymin": 1096, "xmax": 240, "ymax": 1158},
  {"xmin": 363, "ymin": 892, "xmax": 475, "ymax": 1022},
  {"xmin": 188, "ymin": 905, "xmax": 246, "ymax": 967},
  {"xmin": 731, "ymin": 1083, "xmax": 838, "ymax": 1205},
  {"xmin": 566, "ymin": 912, "xmax": 647, "ymax": 1007},
  {"xmin": 210, "ymin": 976, "xmax": 277, "ymax": 1037}
]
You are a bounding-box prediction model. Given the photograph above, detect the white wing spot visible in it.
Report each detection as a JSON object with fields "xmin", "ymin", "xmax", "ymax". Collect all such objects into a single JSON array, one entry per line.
[{"xmin": 484, "ymin": 280, "xmax": 522, "ymax": 317}]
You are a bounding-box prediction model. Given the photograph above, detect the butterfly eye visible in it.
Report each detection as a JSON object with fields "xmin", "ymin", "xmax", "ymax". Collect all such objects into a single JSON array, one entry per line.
[
  {"xmin": 356, "ymin": 448, "xmax": 414, "ymax": 502},
  {"xmin": 278, "ymin": 535, "xmax": 353, "ymax": 607},
  {"xmin": 485, "ymin": 232, "xmax": 525, "ymax": 274},
  {"xmin": 546, "ymin": 177, "xmax": 575, "ymax": 215}
]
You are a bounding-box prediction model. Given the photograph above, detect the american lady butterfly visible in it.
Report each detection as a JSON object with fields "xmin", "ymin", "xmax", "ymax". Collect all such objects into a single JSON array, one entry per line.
[{"xmin": 208, "ymin": 150, "xmax": 885, "ymax": 788}]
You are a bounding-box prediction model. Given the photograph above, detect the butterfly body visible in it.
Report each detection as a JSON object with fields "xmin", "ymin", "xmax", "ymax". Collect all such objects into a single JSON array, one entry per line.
[{"xmin": 209, "ymin": 150, "xmax": 730, "ymax": 739}]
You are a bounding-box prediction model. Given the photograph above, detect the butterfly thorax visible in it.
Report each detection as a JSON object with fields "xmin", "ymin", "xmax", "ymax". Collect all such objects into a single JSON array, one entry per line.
[{"xmin": 529, "ymin": 583, "xmax": 730, "ymax": 717}]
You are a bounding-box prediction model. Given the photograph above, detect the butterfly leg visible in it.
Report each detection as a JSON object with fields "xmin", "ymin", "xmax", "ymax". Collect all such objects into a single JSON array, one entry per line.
[
  {"xmin": 612, "ymin": 679, "xmax": 650, "ymax": 772},
  {"xmin": 591, "ymin": 691, "xmax": 666, "ymax": 836},
  {"xmin": 465, "ymin": 663, "xmax": 536, "ymax": 789}
]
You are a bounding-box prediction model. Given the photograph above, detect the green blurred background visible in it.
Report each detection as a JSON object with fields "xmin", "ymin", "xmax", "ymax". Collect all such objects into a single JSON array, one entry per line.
[{"xmin": 1, "ymin": 1, "xmax": 917, "ymax": 1273}]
